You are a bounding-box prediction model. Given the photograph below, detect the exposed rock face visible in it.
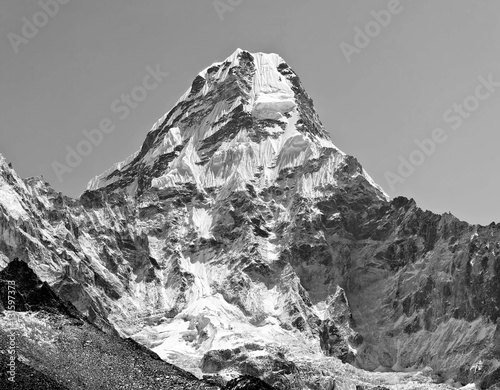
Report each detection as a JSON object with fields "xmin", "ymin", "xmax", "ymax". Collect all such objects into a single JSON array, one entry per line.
[
  {"xmin": 0, "ymin": 258, "xmax": 82, "ymax": 319},
  {"xmin": 344, "ymin": 197, "xmax": 500, "ymax": 388},
  {"xmin": 223, "ymin": 375, "xmax": 277, "ymax": 390},
  {"xmin": 0, "ymin": 49, "xmax": 499, "ymax": 388}
]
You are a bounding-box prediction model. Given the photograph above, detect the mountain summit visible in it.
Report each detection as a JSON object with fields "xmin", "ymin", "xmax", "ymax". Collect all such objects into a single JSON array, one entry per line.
[
  {"xmin": 1, "ymin": 50, "xmax": 499, "ymax": 389},
  {"xmin": 87, "ymin": 49, "xmax": 387, "ymax": 202}
]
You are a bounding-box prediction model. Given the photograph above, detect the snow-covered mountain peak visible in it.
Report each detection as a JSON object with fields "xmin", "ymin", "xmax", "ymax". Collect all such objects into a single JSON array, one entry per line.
[
  {"xmin": 87, "ymin": 50, "xmax": 387, "ymax": 201},
  {"xmin": 2, "ymin": 51, "xmax": 498, "ymax": 389},
  {"xmin": 163, "ymin": 49, "xmax": 292, "ymax": 124}
]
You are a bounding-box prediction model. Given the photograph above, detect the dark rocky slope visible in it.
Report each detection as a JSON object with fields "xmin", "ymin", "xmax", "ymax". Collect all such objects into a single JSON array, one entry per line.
[{"xmin": 222, "ymin": 375, "xmax": 277, "ymax": 390}]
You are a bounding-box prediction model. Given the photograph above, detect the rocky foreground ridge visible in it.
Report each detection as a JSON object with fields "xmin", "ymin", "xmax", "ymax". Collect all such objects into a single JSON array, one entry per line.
[{"xmin": 1, "ymin": 49, "xmax": 499, "ymax": 389}]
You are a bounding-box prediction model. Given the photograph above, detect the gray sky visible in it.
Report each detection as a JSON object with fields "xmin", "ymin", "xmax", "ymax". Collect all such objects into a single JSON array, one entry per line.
[{"xmin": 1, "ymin": 0, "xmax": 499, "ymax": 225}]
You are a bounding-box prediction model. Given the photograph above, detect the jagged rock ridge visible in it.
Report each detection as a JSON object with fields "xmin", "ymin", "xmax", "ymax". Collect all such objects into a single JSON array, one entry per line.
[{"xmin": 0, "ymin": 49, "xmax": 498, "ymax": 389}]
